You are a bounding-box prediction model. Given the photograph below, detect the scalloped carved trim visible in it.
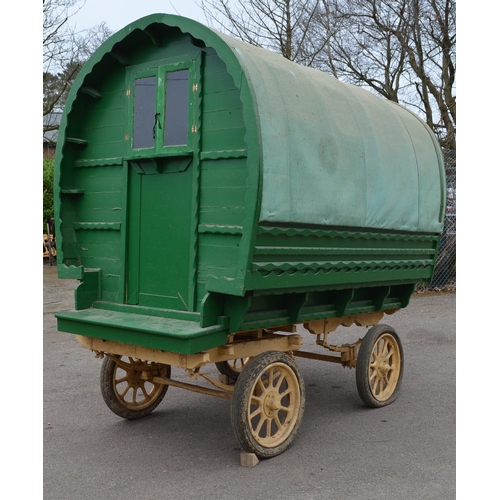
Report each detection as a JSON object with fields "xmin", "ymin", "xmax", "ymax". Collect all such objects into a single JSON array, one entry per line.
[
  {"xmin": 257, "ymin": 225, "xmax": 438, "ymax": 241},
  {"xmin": 252, "ymin": 259, "xmax": 434, "ymax": 277}
]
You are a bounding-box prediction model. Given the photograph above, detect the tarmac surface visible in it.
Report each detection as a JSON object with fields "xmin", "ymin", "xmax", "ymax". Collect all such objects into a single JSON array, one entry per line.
[{"xmin": 43, "ymin": 262, "xmax": 456, "ymax": 499}]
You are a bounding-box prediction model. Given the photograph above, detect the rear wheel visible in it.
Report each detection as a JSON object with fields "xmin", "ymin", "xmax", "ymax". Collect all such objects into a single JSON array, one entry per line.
[
  {"xmin": 230, "ymin": 351, "xmax": 305, "ymax": 459},
  {"xmin": 100, "ymin": 355, "xmax": 170, "ymax": 419},
  {"xmin": 356, "ymin": 325, "xmax": 403, "ymax": 408},
  {"xmin": 216, "ymin": 358, "xmax": 251, "ymax": 380}
]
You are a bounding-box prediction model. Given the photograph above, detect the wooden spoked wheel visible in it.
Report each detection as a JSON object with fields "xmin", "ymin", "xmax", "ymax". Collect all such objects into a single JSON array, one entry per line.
[
  {"xmin": 215, "ymin": 357, "xmax": 251, "ymax": 380},
  {"xmin": 356, "ymin": 325, "xmax": 404, "ymax": 408},
  {"xmin": 100, "ymin": 355, "xmax": 170, "ymax": 419},
  {"xmin": 231, "ymin": 351, "xmax": 305, "ymax": 459}
]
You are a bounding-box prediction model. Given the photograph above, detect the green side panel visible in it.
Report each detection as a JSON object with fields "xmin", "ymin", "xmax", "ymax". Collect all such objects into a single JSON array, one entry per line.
[
  {"xmin": 213, "ymin": 281, "xmax": 415, "ymax": 334},
  {"xmin": 199, "ymin": 159, "xmax": 247, "ymax": 226},
  {"xmin": 203, "ymin": 64, "xmax": 241, "ymax": 94},
  {"xmin": 55, "ymin": 309, "xmax": 228, "ymax": 355},
  {"xmin": 73, "ymin": 166, "xmax": 124, "ymax": 223},
  {"xmin": 235, "ymin": 284, "xmax": 415, "ymax": 333},
  {"xmin": 73, "ymin": 231, "xmax": 122, "ymax": 301},
  {"xmin": 75, "ymin": 269, "xmax": 101, "ymax": 310},
  {"xmin": 203, "ymin": 89, "xmax": 242, "ymax": 112},
  {"xmin": 201, "ymin": 45, "xmax": 247, "ymax": 153},
  {"xmin": 203, "ymin": 106, "xmax": 244, "ymax": 130},
  {"xmin": 201, "ymin": 129, "xmax": 246, "ymax": 152},
  {"xmin": 64, "ymin": 165, "xmax": 124, "ymax": 302},
  {"xmin": 197, "ymin": 157, "xmax": 248, "ymax": 306},
  {"xmin": 248, "ymin": 225, "xmax": 440, "ymax": 293},
  {"xmin": 196, "ymin": 233, "xmax": 242, "ymax": 308},
  {"xmin": 200, "ymin": 183, "xmax": 246, "ymax": 207},
  {"xmin": 67, "ymin": 61, "xmax": 127, "ymax": 164}
]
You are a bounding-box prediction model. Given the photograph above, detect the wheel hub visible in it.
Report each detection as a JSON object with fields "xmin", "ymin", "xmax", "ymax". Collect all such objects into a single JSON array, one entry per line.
[
  {"xmin": 128, "ymin": 370, "xmax": 140, "ymax": 385},
  {"xmin": 263, "ymin": 390, "xmax": 280, "ymax": 417},
  {"xmin": 374, "ymin": 357, "xmax": 391, "ymax": 377}
]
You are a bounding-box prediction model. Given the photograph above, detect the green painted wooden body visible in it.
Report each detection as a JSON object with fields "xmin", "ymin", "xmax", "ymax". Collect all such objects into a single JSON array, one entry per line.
[{"xmin": 55, "ymin": 15, "xmax": 446, "ymax": 354}]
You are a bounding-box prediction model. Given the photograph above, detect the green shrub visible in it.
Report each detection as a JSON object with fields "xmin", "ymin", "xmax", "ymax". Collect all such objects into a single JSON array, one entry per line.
[{"xmin": 43, "ymin": 158, "xmax": 54, "ymax": 232}]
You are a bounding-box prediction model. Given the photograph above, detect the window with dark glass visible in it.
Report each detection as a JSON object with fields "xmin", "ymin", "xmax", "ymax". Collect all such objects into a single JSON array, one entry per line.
[
  {"xmin": 164, "ymin": 70, "xmax": 189, "ymax": 147},
  {"xmin": 133, "ymin": 76, "xmax": 157, "ymax": 150},
  {"xmin": 129, "ymin": 62, "xmax": 195, "ymax": 156}
]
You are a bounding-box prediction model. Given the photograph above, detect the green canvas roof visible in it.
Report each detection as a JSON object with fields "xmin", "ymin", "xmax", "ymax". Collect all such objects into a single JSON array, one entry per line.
[{"xmin": 215, "ymin": 30, "xmax": 445, "ymax": 234}]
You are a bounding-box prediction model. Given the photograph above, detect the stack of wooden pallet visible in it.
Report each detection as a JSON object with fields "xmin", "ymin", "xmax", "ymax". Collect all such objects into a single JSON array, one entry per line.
[{"xmin": 43, "ymin": 234, "xmax": 56, "ymax": 262}]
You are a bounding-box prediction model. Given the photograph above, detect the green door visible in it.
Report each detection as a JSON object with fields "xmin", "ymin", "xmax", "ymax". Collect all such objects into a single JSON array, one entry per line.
[
  {"xmin": 125, "ymin": 58, "xmax": 201, "ymax": 311},
  {"xmin": 127, "ymin": 166, "xmax": 193, "ymax": 310}
]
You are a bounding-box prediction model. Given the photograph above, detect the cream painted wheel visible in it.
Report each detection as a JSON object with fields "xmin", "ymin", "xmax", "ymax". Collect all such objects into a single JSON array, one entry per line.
[
  {"xmin": 216, "ymin": 358, "xmax": 251, "ymax": 380},
  {"xmin": 231, "ymin": 351, "xmax": 305, "ymax": 459},
  {"xmin": 356, "ymin": 325, "xmax": 404, "ymax": 408},
  {"xmin": 100, "ymin": 356, "xmax": 170, "ymax": 419}
]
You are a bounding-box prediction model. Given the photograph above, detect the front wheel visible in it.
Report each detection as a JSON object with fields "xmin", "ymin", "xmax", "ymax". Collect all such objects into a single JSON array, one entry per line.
[
  {"xmin": 355, "ymin": 324, "xmax": 404, "ymax": 408},
  {"xmin": 100, "ymin": 355, "xmax": 170, "ymax": 419},
  {"xmin": 230, "ymin": 351, "xmax": 305, "ymax": 459}
]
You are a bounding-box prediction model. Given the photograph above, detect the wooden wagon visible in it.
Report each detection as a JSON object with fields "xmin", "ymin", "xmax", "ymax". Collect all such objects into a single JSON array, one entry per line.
[{"xmin": 54, "ymin": 14, "xmax": 446, "ymax": 460}]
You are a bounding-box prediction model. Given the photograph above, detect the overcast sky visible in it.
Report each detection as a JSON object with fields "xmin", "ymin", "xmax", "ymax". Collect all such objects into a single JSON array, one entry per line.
[{"xmin": 72, "ymin": 0, "xmax": 208, "ymax": 32}]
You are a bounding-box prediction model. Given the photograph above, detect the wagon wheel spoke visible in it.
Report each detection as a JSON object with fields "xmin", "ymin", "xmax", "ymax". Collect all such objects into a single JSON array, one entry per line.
[
  {"xmin": 279, "ymin": 387, "xmax": 292, "ymax": 399},
  {"xmin": 117, "ymin": 383, "xmax": 130, "ymax": 398},
  {"xmin": 257, "ymin": 416, "xmax": 268, "ymax": 436},
  {"xmin": 232, "ymin": 358, "xmax": 249, "ymax": 371},
  {"xmin": 115, "ymin": 374, "xmax": 128, "ymax": 384},
  {"xmin": 249, "ymin": 405, "xmax": 263, "ymax": 420},
  {"xmin": 273, "ymin": 372, "xmax": 286, "ymax": 390},
  {"xmin": 273, "ymin": 415, "xmax": 285, "ymax": 432},
  {"xmin": 376, "ymin": 339, "xmax": 387, "ymax": 357},
  {"xmin": 131, "ymin": 386, "xmax": 140, "ymax": 404},
  {"xmin": 256, "ymin": 378, "xmax": 267, "ymax": 395}
]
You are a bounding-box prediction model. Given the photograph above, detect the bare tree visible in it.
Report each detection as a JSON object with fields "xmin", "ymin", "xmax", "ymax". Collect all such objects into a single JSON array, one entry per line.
[
  {"xmin": 199, "ymin": 0, "xmax": 455, "ymax": 149},
  {"xmin": 402, "ymin": 0, "xmax": 456, "ymax": 149},
  {"xmin": 311, "ymin": 0, "xmax": 408, "ymax": 102},
  {"xmin": 43, "ymin": 0, "xmax": 112, "ymax": 140},
  {"xmin": 308, "ymin": 0, "xmax": 456, "ymax": 148},
  {"xmin": 312, "ymin": 0, "xmax": 456, "ymax": 149},
  {"xmin": 43, "ymin": 0, "xmax": 82, "ymax": 73},
  {"xmin": 199, "ymin": 0, "xmax": 330, "ymax": 66}
]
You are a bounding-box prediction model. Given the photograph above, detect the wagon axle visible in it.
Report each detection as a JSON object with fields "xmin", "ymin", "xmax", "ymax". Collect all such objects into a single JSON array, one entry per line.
[{"xmin": 91, "ymin": 317, "xmax": 404, "ymax": 459}]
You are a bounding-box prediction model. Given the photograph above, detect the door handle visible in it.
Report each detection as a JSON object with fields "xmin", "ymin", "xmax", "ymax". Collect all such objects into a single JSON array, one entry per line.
[{"xmin": 153, "ymin": 112, "xmax": 162, "ymax": 139}]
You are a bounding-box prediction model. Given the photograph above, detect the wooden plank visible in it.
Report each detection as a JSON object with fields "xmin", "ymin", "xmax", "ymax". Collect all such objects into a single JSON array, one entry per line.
[
  {"xmin": 199, "ymin": 206, "xmax": 246, "ymax": 226},
  {"xmin": 203, "ymin": 71, "xmax": 238, "ymax": 94},
  {"xmin": 202, "ymin": 89, "xmax": 242, "ymax": 112},
  {"xmin": 202, "ymin": 108, "xmax": 245, "ymax": 132},
  {"xmin": 200, "ymin": 186, "xmax": 247, "ymax": 207},
  {"xmin": 201, "ymin": 128, "xmax": 246, "ymax": 152}
]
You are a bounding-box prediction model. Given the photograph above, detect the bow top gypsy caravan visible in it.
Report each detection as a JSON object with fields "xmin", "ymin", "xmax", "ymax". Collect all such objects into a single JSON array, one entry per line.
[{"xmin": 55, "ymin": 14, "xmax": 445, "ymax": 460}]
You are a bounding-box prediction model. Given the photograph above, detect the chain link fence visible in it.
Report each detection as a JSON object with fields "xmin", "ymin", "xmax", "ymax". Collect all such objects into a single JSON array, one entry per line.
[{"xmin": 419, "ymin": 148, "xmax": 456, "ymax": 291}]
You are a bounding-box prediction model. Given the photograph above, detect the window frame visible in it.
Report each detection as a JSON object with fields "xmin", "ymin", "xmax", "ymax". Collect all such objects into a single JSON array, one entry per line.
[{"xmin": 126, "ymin": 58, "xmax": 198, "ymax": 159}]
